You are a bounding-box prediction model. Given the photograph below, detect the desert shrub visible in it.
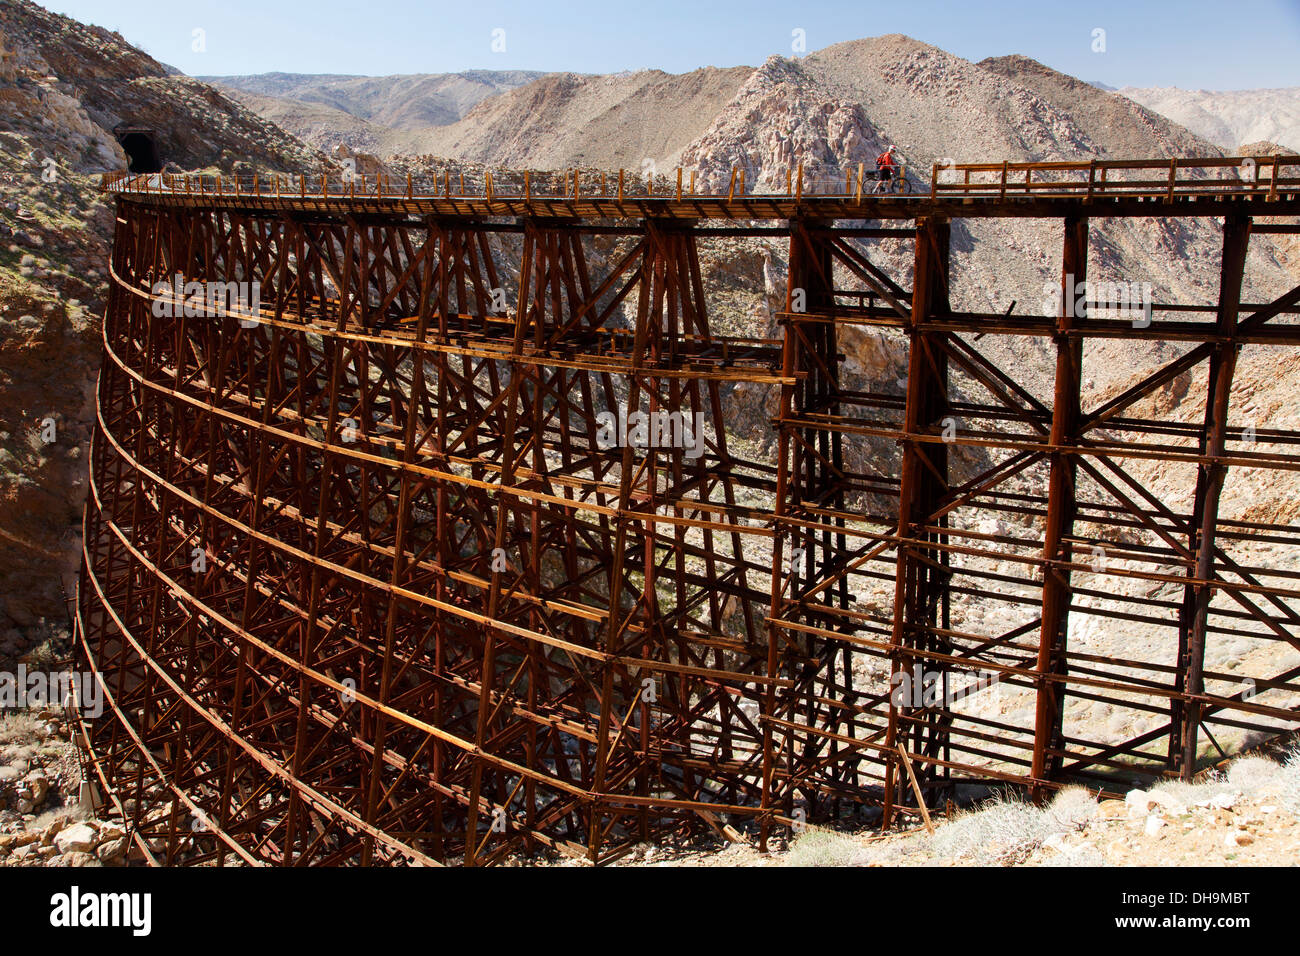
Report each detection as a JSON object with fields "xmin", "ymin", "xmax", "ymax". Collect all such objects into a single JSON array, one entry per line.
[
  {"xmin": 1226, "ymin": 755, "xmax": 1284, "ymax": 793},
  {"xmin": 783, "ymin": 829, "xmax": 867, "ymax": 867},
  {"xmin": 929, "ymin": 793, "xmax": 1051, "ymax": 865},
  {"xmin": 1043, "ymin": 787, "xmax": 1099, "ymax": 830}
]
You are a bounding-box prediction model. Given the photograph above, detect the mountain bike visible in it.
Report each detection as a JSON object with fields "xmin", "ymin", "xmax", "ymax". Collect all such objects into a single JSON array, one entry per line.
[{"xmin": 870, "ymin": 164, "xmax": 910, "ymax": 194}]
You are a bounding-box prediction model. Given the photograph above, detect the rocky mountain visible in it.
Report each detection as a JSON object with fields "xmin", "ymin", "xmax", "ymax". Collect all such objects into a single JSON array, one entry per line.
[
  {"xmin": 0, "ymin": 0, "xmax": 328, "ymax": 661},
  {"xmin": 214, "ymin": 65, "xmax": 754, "ymax": 170},
  {"xmin": 413, "ymin": 67, "xmax": 754, "ymax": 171},
  {"xmin": 1119, "ymin": 85, "xmax": 1300, "ymax": 154},
  {"xmin": 201, "ymin": 70, "xmax": 546, "ymax": 157},
  {"xmin": 678, "ymin": 38, "xmax": 1216, "ymax": 190},
  {"xmin": 979, "ymin": 55, "xmax": 1212, "ymax": 159},
  {"xmin": 675, "ymin": 37, "xmax": 1291, "ymax": 404}
]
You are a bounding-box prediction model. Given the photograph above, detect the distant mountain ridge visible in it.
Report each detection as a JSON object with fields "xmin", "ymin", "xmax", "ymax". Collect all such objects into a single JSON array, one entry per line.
[
  {"xmin": 200, "ymin": 70, "xmax": 545, "ymax": 130},
  {"xmin": 206, "ymin": 58, "xmax": 1300, "ymax": 174},
  {"xmin": 1118, "ymin": 85, "xmax": 1300, "ymax": 153}
]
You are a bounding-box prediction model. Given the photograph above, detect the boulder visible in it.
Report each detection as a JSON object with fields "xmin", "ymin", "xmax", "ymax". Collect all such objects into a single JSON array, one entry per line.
[
  {"xmin": 21, "ymin": 771, "xmax": 50, "ymax": 805},
  {"xmin": 95, "ymin": 836, "xmax": 127, "ymax": 862},
  {"xmin": 53, "ymin": 821, "xmax": 97, "ymax": 854}
]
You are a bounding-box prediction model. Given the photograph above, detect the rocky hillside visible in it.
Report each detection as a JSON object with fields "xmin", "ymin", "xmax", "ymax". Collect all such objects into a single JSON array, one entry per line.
[
  {"xmin": 414, "ymin": 67, "xmax": 753, "ymax": 171},
  {"xmin": 980, "ymin": 54, "xmax": 1213, "ymax": 159},
  {"xmin": 219, "ymin": 65, "xmax": 754, "ymax": 171},
  {"xmin": 0, "ymin": 1, "xmax": 324, "ymax": 174},
  {"xmin": 205, "ymin": 70, "xmax": 545, "ymax": 157},
  {"xmin": 672, "ymin": 36, "xmax": 1292, "ymax": 406},
  {"xmin": 1120, "ymin": 85, "xmax": 1300, "ymax": 154},
  {"xmin": 0, "ymin": 0, "xmax": 328, "ymax": 662}
]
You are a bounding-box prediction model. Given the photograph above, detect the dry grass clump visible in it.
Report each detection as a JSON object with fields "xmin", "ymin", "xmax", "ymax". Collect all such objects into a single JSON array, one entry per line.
[
  {"xmin": 782, "ymin": 829, "xmax": 871, "ymax": 867},
  {"xmin": 930, "ymin": 787, "xmax": 1099, "ymax": 865},
  {"xmin": 0, "ymin": 711, "xmax": 45, "ymax": 747},
  {"xmin": 929, "ymin": 794, "xmax": 1050, "ymax": 864}
]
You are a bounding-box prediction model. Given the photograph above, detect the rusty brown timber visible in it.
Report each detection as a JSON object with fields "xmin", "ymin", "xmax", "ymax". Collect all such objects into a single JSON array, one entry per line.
[{"xmin": 76, "ymin": 158, "xmax": 1300, "ymax": 865}]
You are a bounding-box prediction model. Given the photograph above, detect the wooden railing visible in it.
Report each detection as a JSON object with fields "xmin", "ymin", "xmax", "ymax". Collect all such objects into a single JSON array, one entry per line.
[
  {"xmin": 929, "ymin": 156, "xmax": 1299, "ymax": 202},
  {"xmin": 99, "ymin": 156, "xmax": 1299, "ymax": 204}
]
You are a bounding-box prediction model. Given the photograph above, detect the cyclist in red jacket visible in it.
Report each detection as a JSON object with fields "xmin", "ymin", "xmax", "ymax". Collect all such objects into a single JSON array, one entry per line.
[{"xmin": 874, "ymin": 146, "xmax": 900, "ymax": 193}]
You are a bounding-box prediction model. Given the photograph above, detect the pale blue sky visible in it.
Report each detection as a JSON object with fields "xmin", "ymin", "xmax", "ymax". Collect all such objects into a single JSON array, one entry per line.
[{"xmin": 46, "ymin": 0, "xmax": 1300, "ymax": 90}]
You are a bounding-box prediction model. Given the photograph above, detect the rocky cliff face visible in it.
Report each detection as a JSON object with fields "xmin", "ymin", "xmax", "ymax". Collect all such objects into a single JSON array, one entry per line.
[
  {"xmin": 681, "ymin": 56, "xmax": 885, "ymax": 193},
  {"xmin": 0, "ymin": 0, "xmax": 327, "ymax": 660},
  {"xmin": 0, "ymin": 0, "xmax": 323, "ymax": 174}
]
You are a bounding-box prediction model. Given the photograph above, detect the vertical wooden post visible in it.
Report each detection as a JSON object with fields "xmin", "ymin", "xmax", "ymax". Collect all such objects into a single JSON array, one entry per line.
[
  {"xmin": 1173, "ymin": 213, "xmax": 1251, "ymax": 778},
  {"xmin": 1030, "ymin": 214, "xmax": 1087, "ymax": 794},
  {"xmin": 762, "ymin": 215, "xmax": 840, "ymax": 844},
  {"xmin": 882, "ymin": 216, "xmax": 951, "ymax": 829}
]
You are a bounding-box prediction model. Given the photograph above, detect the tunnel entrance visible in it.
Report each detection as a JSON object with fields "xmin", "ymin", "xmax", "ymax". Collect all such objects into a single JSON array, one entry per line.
[{"xmin": 115, "ymin": 126, "xmax": 162, "ymax": 174}]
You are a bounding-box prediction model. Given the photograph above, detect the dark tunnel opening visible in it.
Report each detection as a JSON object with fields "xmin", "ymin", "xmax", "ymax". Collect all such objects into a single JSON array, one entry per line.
[{"xmin": 117, "ymin": 129, "xmax": 162, "ymax": 174}]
